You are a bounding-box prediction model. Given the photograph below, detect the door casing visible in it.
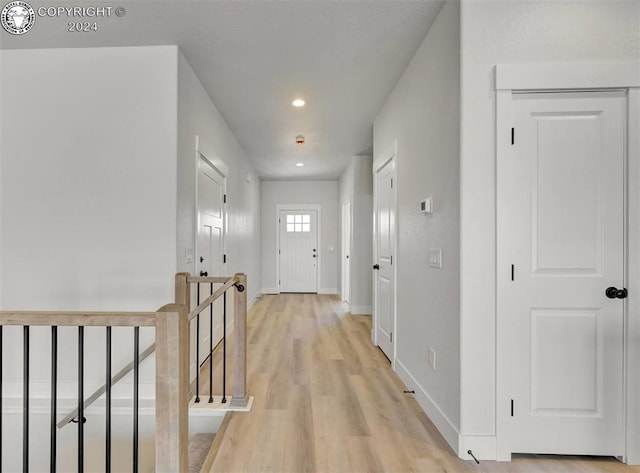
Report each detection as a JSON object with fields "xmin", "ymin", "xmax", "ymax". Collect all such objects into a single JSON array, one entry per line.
[
  {"xmin": 496, "ymin": 62, "xmax": 640, "ymax": 463},
  {"xmin": 275, "ymin": 203, "xmax": 322, "ymax": 294}
]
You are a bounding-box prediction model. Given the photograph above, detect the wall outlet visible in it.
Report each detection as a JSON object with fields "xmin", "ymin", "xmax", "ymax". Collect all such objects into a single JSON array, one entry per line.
[{"xmin": 428, "ymin": 347, "xmax": 437, "ymax": 371}]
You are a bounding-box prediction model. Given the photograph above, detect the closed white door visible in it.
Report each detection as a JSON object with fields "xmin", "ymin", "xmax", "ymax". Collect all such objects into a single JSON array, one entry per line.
[
  {"xmin": 279, "ymin": 210, "xmax": 318, "ymax": 293},
  {"xmin": 505, "ymin": 91, "xmax": 626, "ymax": 455},
  {"xmin": 196, "ymin": 157, "xmax": 225, "ymax": 367},
  {"xmin": 342, "ymin": 201, "xmax": 352, "ymax": 304},
  {"xmin": 374, "ymin": 159, "xmax": 395, "ymax": 360}
]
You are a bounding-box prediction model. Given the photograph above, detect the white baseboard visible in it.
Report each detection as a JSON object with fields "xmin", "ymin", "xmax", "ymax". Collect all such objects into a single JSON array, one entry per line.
[
  {"xmin": 248, "ymin": 294, "xmax": 258, "ymax": 309},
  {"xmin": 395, "ymin": 359, "xmax": 460, "ymax": 454},
  {"xmin": 261, "ymin": 287, "xmax": 278, "ymax": 294},
  {"xmin": 350, "ymin": 305, "xmax": 372, "ymax": 315},
  {"xmin": 319, "ymin": 288, "xmax": 337, "ymax": 295},
  {"xmin": 458, "ymin": 435, "xmax": 497, "ymax": 461}
]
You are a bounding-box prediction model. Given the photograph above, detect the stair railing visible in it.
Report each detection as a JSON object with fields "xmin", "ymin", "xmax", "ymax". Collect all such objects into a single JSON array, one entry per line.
[{"xmin": 0, "ymin": 272, "xmax": 249, "ymax": 472}]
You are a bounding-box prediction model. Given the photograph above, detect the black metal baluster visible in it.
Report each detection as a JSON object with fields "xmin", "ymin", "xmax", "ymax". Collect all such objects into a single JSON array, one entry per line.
[
  {"xmin": 78, "ymin": 326, "xmax": 84, "ymax": 473},
  {"xmin": 222, "ymin": 292, "xmax": 227, "ymax": 404},
  {"xmin": 23, "ymin": 326, "xmax": 29, "ymax": 473},
  {"xmin": 209, "ymin": 282, "xmax": 213, "ymax": 403},
  {"xmin": 133, "ymin": 327, "xmax": 139, "ymax": 473},
  {"xmin": 195, "ymin": 284, "xmax": 200, "ymax": 403},
  {"xmin": 50, "ymin": 326, "xmax": 58, "ymax": 473},
  {"xmin": 106, "ymin": 327, "xmax": 112, "ymax": 473}
]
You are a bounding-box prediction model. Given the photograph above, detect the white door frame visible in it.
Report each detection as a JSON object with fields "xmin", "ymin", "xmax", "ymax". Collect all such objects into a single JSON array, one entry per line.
[
  {"xmin": 194, "ymin": 135, "xmax": 228, "ymax": 277},
  {"xmin": 275, "ymin": 203, "xmax": 321, "ymax": 294},
  {"xmin": 341, "ymin": 200, "xmax": 352, "ymax": 305},
  {"xmin": 496, "ymin": 62, "xmax": 640, "ymax": 463},
  {"xmin": 372, "ymin": 140, "xmax": 398, "ymax": 368}
]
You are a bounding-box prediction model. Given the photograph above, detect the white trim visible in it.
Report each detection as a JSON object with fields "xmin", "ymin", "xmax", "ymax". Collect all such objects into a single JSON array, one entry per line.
[
  {"xmin": 495, "ymin": 62, "xmax": 640, "ymax": 464},
  {"xmin": 395, "ymin": 359, "xmax": 460, "ymax": 454},
  {"xmin": 261, "ymin": 287, "xmax": 278, "ymax": 295},
  {"xmin": 318, "ymin": 288, "xmax": 337, "ymax": 295},
  {"xmin": 372, "ymin": 139, "xmax": 398, "ymax": 369},
  {"xmin": 458, "ymin": 435, "xmax": 497, "ymax": 462},
  {"xmin": 275, "ymin": 203, "xmax": 322, "ymax": 294},
  {"xmin": 625, "ymin": 87, "xmax": 640, "ymax": 464},
  {"xmin": 349, "ymin": 306, "xmax": 372, "ymax": 315},
  {"xmin": 496, "ymin": 62, "xmax": 640, "ymax": 91}
]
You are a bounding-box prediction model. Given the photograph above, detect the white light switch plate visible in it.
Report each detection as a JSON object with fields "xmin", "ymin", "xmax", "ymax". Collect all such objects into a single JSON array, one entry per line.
[{"xmin": 428, "ymin": 249, "xmax": 442, "ymax": 269}]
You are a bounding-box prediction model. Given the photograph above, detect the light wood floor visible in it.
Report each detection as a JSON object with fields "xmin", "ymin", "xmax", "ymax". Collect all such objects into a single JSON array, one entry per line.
[{"xmin": 205, "ymin": 294, "xmax": 640, "ymax": 473}]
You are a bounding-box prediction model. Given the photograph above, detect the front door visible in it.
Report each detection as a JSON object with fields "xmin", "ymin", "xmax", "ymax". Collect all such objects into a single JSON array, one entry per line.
[
  {"xmin": 279, "ymin": 209, "xmax": 318, "ymax": 293},
  {"xmin": 505, "ymin": 91, "xmax": 626, "ymax": 455},
  {"xmin": 374, "ymin": 158, "xmax": 395, "ymax": 360}
]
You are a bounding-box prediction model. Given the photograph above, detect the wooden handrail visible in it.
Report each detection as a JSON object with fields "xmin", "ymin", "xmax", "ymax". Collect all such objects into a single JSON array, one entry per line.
[
  {"xmin": 0, "ymin": 311, "xmax": 158, "ymax": 327},
  {"xmin": 186, "ymin": 277, "xmax": 238, "ymax": 322},
  {"xmin": 187, "ymin": 276, "xmax": 233, "ymax": 284}
]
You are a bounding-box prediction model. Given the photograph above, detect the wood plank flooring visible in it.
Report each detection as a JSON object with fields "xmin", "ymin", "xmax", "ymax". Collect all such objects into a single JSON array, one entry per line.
[{"xmin": 206, "ymin": 294, "xmax": 640, "ymax": 473}]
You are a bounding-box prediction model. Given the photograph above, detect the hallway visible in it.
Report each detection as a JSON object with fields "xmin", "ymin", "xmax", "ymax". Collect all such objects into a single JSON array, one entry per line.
[{"xmin": 206, "ymin": 294, "xmax": 640, "ymax": 473}]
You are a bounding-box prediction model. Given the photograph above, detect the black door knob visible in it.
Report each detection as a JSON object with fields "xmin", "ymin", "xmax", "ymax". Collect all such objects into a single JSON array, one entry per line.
[
  {"xmin": 313, "ymin": 254, "xmax": 317, "ymax": 258},
  {"xmin": 373, "ymin": 264, "xmax": 380, "ymax": 270},
  {"xmin": 606, "ymin": 286, "xmax": 628, "ymax": 299},
  {"xmin": 200, "ymin": 271, "xmax": 208, "ymax": 277}
]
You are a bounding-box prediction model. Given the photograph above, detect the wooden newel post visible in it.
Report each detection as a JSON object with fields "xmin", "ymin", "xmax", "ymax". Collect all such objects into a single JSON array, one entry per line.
[
  {"xmin": 155, "ymin": 303, "xmax": 189, "ymax": 472},
  {"xmin": 175, "ymin": 272, "xmax": 191, "ymax": 308},
  {"xmin": 230, "ymin": 273, "xmax": 249, "ymax": 407}
]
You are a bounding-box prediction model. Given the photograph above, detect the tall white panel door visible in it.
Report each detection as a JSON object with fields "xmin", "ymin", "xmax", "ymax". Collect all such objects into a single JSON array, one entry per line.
[
  {"xmin": 279, "ymin": 210, "xmax": 318, "ymax": 293},
  {"xmin": 196, "ymin": 157, "xmax": 225, "ymax": 368},
  {"xmin": 374, "ymin": 159, "xmax": 395, "ymax": 360},
  {"xmin": 342, "ymin": 201, "xmax": 352, "ymax": 304},
  {"xmin": 506, "ymin": 91, "xmax": 626, "ymax": 455}
]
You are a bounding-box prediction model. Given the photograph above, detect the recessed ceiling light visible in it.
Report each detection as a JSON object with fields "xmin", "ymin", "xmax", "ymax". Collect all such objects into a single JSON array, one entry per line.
[
  {"xmin": 296, "ymin": 163, "xmax": 304, "ymax": 167},
  {"xmin": 292, "ymin": 99, "xmax": 305, "ymax": 107}
]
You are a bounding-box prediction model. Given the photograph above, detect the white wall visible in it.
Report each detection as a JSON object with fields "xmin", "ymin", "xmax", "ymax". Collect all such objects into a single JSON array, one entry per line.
[
  {"xmin": 0, "ymin": 46, "xmax": 178, "ymax": 311},
  {"xmin": 459, "ymin": 0, "xmax": 640, "ymax": 446},
  {"xmin": 261, "ymin": 180, "xmax": 339, "ymax": 293},
  {"xmin": 374, "ymin": 0, "xmax": 461, "ymax": 444},
  {"xmin": 177, "ymin": 51, "xmax": 261, "ymax": 304},
  {"xmin": 339, "ymin": 156, "xmax": 373, "ymax": 313}
]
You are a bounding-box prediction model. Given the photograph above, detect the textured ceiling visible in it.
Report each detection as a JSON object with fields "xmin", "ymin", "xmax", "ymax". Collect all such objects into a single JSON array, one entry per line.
[{"xmin": 1, "ymin": 1, "xmax": 445, "ymax": 179}]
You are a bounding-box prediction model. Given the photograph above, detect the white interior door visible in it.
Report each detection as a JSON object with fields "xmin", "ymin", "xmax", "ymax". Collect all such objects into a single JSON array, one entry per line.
[
  {"xmin": 279, "ymin": 210, "xmax": 318, "ymax": 293},
  {"xmin": 505, "ymin": 91, "xmax": 626, "ymax": 455},
  {"xmin": 374, "ymin": 159, "xmax": 395, "ymax": 360},
  {"xmin": 196, "ymin": 157, "xmax": 225, "ymax": 368},
  {"xmin": 342, "ymin": 201, "xmax": 352, "ymax": 304}
]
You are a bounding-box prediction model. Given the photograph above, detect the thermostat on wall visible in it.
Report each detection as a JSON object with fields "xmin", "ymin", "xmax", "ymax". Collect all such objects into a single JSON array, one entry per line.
[{"xmin": 420, "ymin": 197, "xmax": 433, "ymax": 215}]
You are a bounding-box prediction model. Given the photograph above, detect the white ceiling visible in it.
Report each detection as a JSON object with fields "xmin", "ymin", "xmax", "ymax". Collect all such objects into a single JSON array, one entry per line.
[{"xmin": 1, "ymin": 1, "xmax": 445, "ymax": 179}]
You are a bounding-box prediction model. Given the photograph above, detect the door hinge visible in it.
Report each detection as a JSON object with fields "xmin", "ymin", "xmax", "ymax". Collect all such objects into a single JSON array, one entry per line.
[
  {"xmin": 391, "ymin": 178, "xmax": 393, "ymax": 188},
  {"xmin": 223, "ymin": 254, "xmax": 227, "ymax": 264},
  {"xmin": 390, "ymin": 255, "xmax": 393, "ymax": 265},
  {"xmin": 279, "ymin": 249, "xmax": 281, "ymax": 254},
  {"xmin": 510, "ymin": 399, "xmax": 514, "ymax": 417},
  {"xmin": 511, "ymin": 264, "xmax": 514, "ymax": 281},
  {"xmin": 223, "ymin": 194, "xmax": 227, "ymax": 203},
  {"xmin": 390, "ymin": 332, "xmax": 393, "ymax": 343},
  {"xmin": 511, "ymin": 128, "xmax": 515, "ymax": 145}
]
